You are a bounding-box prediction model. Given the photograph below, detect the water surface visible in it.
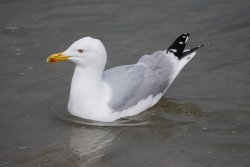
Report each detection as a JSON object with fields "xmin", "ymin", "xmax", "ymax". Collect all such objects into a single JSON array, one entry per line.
[{"xmin": 0, "ymin": 0, "xmax": 250, "ymax": 166}]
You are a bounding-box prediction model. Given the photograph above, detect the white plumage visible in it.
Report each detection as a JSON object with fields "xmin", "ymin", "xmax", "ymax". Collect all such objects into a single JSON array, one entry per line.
[{"xmin": 47, "ymin": 33, "xmax": 206, "ymax": 122}]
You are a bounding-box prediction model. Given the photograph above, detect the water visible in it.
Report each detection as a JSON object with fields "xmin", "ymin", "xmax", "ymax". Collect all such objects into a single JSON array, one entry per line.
[{"xmin": 0, "ymin": 0, "xmax": 250, "ymax": 166}]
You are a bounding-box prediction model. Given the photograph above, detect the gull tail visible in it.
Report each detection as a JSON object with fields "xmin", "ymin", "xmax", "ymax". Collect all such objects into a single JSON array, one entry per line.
[{"xmin": 167, "ymin": 33, "xmax": 208, "ymax": 84}]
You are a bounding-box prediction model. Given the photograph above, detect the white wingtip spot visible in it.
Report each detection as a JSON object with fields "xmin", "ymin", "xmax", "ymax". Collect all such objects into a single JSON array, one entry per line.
[
  {"xmin": 179, "ymin": 41, "xmax": 183, "ymax": 44},
  {"xmin": 169, "ymin": 49, "xmax": 177, "ymax": 52}
]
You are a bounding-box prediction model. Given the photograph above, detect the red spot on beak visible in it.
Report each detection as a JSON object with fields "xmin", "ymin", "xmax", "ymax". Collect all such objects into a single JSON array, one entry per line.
[{"xmin": 50, "ymin": 58, "xmax": 57, "ymax": 63}]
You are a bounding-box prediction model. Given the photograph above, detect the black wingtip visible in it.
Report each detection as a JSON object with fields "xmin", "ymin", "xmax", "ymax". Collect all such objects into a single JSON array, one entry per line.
[
  {"xmin": 167, "ymin": 33, "xmax": 190, "ymax": 59},
  {"xmin": 182, "ymin": 43, "xmax": 208, "ymax": 57}
]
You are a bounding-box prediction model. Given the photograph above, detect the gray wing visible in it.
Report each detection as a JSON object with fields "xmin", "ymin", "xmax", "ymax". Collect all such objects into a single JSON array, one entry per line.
[{"xmin": 103, "ymin": 51, "xmax": 177, "ymax": 111}]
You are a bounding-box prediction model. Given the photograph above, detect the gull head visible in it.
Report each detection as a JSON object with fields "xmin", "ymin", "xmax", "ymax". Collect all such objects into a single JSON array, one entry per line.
[{"xmin": 47, "ymin": 37, "xmax": 107, "ymax": 68}]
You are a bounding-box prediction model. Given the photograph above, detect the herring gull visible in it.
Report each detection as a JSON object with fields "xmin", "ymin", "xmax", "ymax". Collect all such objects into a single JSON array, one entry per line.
[{"xmin": 46, "ymin": 33, "xmax": 207, "ymax": 122}]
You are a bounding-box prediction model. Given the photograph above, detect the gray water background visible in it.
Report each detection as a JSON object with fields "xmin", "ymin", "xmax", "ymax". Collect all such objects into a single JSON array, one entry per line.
[{"xmin": 0, "ymin": 0, "xmax": 250, "ymax": 166}]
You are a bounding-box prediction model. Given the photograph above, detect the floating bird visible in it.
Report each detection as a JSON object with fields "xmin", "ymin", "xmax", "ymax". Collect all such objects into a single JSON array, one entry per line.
[{"xmin": 47, "ymin": 33, "xmax": 207, "ymax": 122}]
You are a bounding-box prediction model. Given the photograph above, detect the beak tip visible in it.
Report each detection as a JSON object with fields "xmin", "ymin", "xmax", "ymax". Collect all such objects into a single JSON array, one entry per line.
[
  {"xmin": 46, "ymin": 52, "xmax": 69, "ymax": 63},
  {"xmin": 46, "ymin": 58, "xmax": 50, "ymax": 63}
]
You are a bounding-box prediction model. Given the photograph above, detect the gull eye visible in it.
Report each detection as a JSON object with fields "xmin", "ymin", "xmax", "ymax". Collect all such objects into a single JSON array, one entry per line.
[{"xmin": 78, "ymin": 49, "xmax": 84, "ymax": 53}]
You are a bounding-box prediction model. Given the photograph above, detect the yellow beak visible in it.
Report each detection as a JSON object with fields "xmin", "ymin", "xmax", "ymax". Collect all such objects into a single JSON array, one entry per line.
[{"xmin": 46, "ymin": 52, "xmax": 70, "ymax": 63}]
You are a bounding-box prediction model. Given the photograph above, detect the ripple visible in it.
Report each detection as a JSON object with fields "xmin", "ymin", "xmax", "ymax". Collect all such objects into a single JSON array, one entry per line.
[
  {"xmin": 213, "ymin": 21, "xmax": 250, "ymax": 34},
  {"xmin": 50, "ymin": 97, "xmax": 207, "ymax": 127},
  {"xmin": 50, "ymin": 102, "xmax": 150, "ymax": 127}
]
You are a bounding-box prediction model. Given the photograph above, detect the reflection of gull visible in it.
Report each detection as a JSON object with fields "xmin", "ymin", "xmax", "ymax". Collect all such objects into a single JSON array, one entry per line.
[
  {"xmin": 47, "ymin": 33, "xmax": 207, "ymax": 122},
  {"xmin": 69, "ymin": 128, "xmax": 115, "ymax": 166}
]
